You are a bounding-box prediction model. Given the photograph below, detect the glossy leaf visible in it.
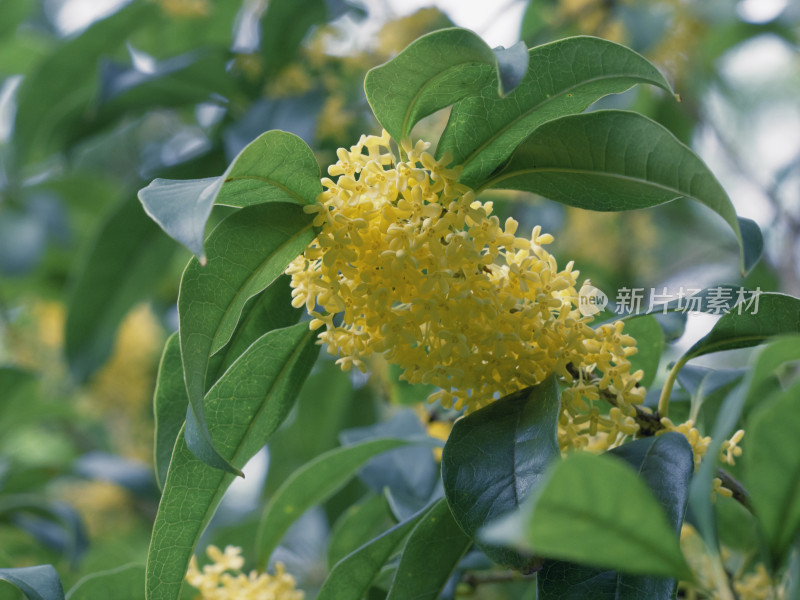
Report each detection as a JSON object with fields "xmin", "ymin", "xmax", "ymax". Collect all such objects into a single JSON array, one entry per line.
[
  {"xmin": 744, "ymin": 380, "xmax": 800, "ymax": 566},
  {"xmin": 256, "ymin": 438, "xmax": 416, "ymax": 568},
  {"xmin": 741, "ymin": 334, "xmax": 800, "ymax": 415},
  {"xmin": 682, "ymin": 293, "xmax": 800, "ymax": 362},
  {"xmin": 484, "ymin": 110, "xmax": 760, "ymax": 274},
  {"xmin": 442, "ymin": 376, "xmax": 559, "ymax": 570},
  {"xmin": 139, "ymin": 130, "xmax": 321, "ymax": 260},
  {"xmin": 0, "ymin": 565, "xmax": 64, "ymax": 600},
  {"xmin": 66, "ymin": 563, "xmax": 144, "ymax": 600},
  {"xmin": 146, "ymin": 323, "xmax": 319, "ymax": 600},
  {"xmin": 385, "ymin": 498, "xmax": 471, "ymax": 600},
  {"xmin": 317, "ymin": 507, "xmax": 428, "ymax": 600},
  {"xmin": 438, "ymin": 36, "xmax": 672, "ymax": 188},
  {"xmin": 65, "ymin": 197, "xmax": 175, "ymax": 382},
  {"xmin": 178, "ymin": 203, "xmax": 315, "ymax": 473},
  {"xmin": 365, "ymin": 28, "xmax": 503, "ymax": 141},
  {"xmin": 537, "ymin": 434, "xmax": 694, "ymax": 598},
  {"xmin": 486, "ymin": 451, "xmax": 692, "ymax": 580}
]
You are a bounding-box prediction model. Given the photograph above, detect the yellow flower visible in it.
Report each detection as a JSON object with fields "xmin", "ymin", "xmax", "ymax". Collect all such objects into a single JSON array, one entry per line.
[
  {"xmin": 186, "ymin": 545, "xmax": 303, "ymax": 600},
  {"xmin": 288, "ymin": 132, "xmax": 647, "ymax": 450}
]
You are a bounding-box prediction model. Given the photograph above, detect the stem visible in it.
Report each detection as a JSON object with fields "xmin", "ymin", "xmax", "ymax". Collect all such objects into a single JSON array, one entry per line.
[{"xmin": 658, "ymin": 356, "xmax": 688, "ymax": 418}]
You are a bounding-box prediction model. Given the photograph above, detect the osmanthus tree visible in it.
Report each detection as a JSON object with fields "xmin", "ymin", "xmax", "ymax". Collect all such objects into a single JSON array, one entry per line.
[{"xmin": 4, "ymin": 25, "xmax": 800, "ymax": 600}]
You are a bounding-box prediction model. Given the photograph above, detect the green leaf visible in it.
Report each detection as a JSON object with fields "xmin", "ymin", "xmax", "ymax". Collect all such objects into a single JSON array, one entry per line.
[
  {"xmin": 365, "ymin": 28, "xmax": 501, "ymax": 141},
  {"xmin": 205, "ymin": 276, "xmax": 301, "ymax": 390},
  {"xmin": 153, "ymin": 333, "xmax": 187, "ymax": 491},
  {"xmin": 318, "ymin": 507, "xmax": 428, "ymax": 600},
  {"xmin": 12, "ymin": 2, "xmax": 156, "ymax": 165},
  {"xmin": 139, "ymin": 130, "xmax": 321, "ymax": 260},
  {"xmin": 442, "ymin": 376, "xmax": 559, "ymax": 570},
  {"xmin": 65, "ymin": 196, "xmax": 174, "ymax": 382},
  {"xmin": 537, "ymin": 434, "xmax": 694, "ymax": 598},
  {"xmin": 0, "ymin": 565, "xmax": 64, "ymax": 600},
  {"xmin": 438, "ymin": 36, "xmax": 672, "ymax": 188},
  {"xmin": 328, "ymin": 494, "xmax": 394, "ymax": 568},
  {"xmin": 386, "ymin": 499, "xmax": 471, "ymax": 600},
  {"xmin": 178, "ymin": 203, "xmax": 315, "ymax": 474},
  {"xmin": 153, "ymin": 276, "xmax": 300, "ymax": 488},
  {"xmin": 682, "ymin": 293, "xmax": 800, "ymax": 362},
  {"xmin": 65, "ymin": 563, "xmax": 144, "ymax": 600},
  {"xmin": 623, "ymin": 316, "xmax": 663, "ymax": 389},
  {"xmin": 256, "ymin": 438, "xmax": 418, "ymax": 568},
  {"xmin": 260, "ymin": 0, "xmax": 326, "ymax": 78},
  {"xmin": 146, "ymin": 322, "xmax": 319, "ymax": 600},
  {"xmin": 744, "ymin": 380, "xmax": 800, "ymax": 567},
  {"xmin": 484, "ymin": 110, "xmax": 761, "ymax": 274},
  {"xmin": 487, "ymin": 451, "xmax": 692, "ymax": 580}
]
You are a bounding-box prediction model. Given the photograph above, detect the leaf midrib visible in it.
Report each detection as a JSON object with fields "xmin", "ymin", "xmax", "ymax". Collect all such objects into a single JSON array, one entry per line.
[
  {"xmin": 398, "ymin": 60, "xmax": 493, "ymax": 138},
  {"xmin": 457, "ymin": 73, "xmax": 660, "ymax": 175},
  {"xmin": 222, "ymin": 174, "xmax": 319, "ymax": 206},
  {"xmin": 534, "ymin": 500, "xmax": 684, "ymax": 576},
  {"xmin": 206, "ymin": 220, "xmax": 314, "ymax": 357}
]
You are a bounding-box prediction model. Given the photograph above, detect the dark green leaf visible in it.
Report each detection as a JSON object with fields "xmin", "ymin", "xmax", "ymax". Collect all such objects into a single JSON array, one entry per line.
[
  {"xmin": 65, "ymin": 196, "xmax": 174, "ymax": 382},
  {"xmin": 0, "ymin": 565, "xmax": 64, "ymax": 600},
  {"xmin": 486, "ymin": 451, "xmax": 692, "ymax": 579},
  {"xmin": 146, "ymin": 322, "xmax": 319, "ymax": 600},
  {"xmin": 365, "ymin": 28, "xmax": 500, "ymax": 140},
  {"xmin": 386, "ymin": 499, "xmax": 471, "ymax": 600},
  {"xmin": 65, "ymin": 563, "xmax": 144, "ymax": 600},
  {"xmin": 260, "ymin": 0, "xmax": 326, "ymax": 78},
  {"xmin": 537, "ymin": 434, "xmax": 694, "ymax": 599},
  {"xmin": 439, "ymin": 36, "xmax": 672, "ymax": 188},
  {"xmin": 485, "ymin": 110, "xmax": 757, "ymax": 274},
  {"xmin": 328, "ymin": 494, "xmax": 394, "ymax": 568},
  {"xmin": 318, "ymin": 507, "xmax": 427, "ymax": 600},
  {"xmin": 744, "ymin": 380, "xmax": 800, "ymax": 567},
  {"xmin": 139, "ymin": 130, "xmax": 321, "ymax": 260},
  {"xmin": 178, "ymin": 203, "xmax": 315, "ymax": 473},
  {"xmin": 256, "ymin": 438, "xmax": 418, "ymax": 568},
  {"xmin": 682, "ymin": 293, "xmax": 800, "ymax": 362},
  {"xmin": 441, "ymin": 376, "xmax": 559, "ymax": 570}
]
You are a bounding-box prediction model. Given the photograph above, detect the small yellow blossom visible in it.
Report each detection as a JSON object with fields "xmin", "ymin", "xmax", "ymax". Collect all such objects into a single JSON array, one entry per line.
[
  {"xmin": 186, "ymin": 545, "xmax": 303, "ymax": 600},
  {"xmin": 156, "ymin": 0, "xmax": 210, "ymax": 18},
  {"xmin": 288, "ymin": 131, "xmax": 646, "ymax": 450}
]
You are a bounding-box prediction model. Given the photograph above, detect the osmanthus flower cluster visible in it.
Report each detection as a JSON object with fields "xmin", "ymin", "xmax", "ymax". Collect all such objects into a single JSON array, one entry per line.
[
  {"xmin": 287, "ymin": 131, "xmax": 747, "ymax": 462},
  {"xmin": 186, "ymin": 545, "xmax": 303, "ymax": 600},
  {"xmin": 287, "ymin": 131, "xmax": 648, "ymax": 451}
]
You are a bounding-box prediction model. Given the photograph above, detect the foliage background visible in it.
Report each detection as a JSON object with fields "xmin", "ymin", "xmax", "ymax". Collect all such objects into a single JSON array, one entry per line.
[{"xmin": 0, "ymin": 0, "xmax": 798, "ymax": 598}]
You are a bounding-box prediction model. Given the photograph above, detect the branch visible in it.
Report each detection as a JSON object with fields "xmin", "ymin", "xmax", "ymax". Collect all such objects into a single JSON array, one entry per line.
[{"xmin": 570, "ymin": 365, "xmax": 754, "ymax": 513}]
